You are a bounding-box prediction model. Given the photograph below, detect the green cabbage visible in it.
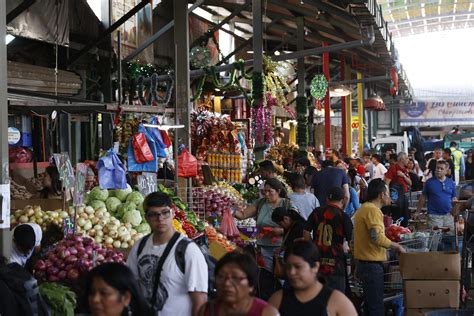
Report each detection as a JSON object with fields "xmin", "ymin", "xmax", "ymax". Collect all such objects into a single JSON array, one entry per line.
[
  {"xmin": 89, "ymin": 200, "xmax": 106, "ymax": 210},
  {"xmin": 89, "ymin": 186, "xmax": 109, "ymax": 202},
  {"xmin": 114, "ymin": 184, "xmax": 133, "ymax": 202},
  {"xmin": 105, "ymin": 197, "xmax": 122, "ymax": 213},
  {"xmin": 117, "ymin": 201, "xmax": 136, "ymax": 218},
  {"xmin": 136, "ymin": 223, "xmax": 151, "ymax": 234},
  {"xmin": 122, "ymin": 210, "xmax": 142, "ymax": 227},
  {"xmin": 126, "ymin": 191, "xmax": 145, "ymax": 206}
]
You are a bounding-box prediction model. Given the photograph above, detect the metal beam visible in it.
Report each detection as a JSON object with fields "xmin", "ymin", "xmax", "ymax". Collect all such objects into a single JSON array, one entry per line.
[
  {"xmin": 0, "ymin": 0, "xmax": 12, "ymax": 259},
  {"xmin": 296, "ymin": 17, "xmax": 305, "ymax": 97},
  {"xmin": 124, "ymin": 0, "xmax": 204, "ymax": 62},
  {"xmin": 69, "ymin": 0, "xmax": 149, "ymax": 65},
  {"xmin": 253, "ymin": 0, "xmax": 264, "ymax": 155},
  {"xmin": 6, "ymin": 0, "xmax": 36, "ymax": 24}
]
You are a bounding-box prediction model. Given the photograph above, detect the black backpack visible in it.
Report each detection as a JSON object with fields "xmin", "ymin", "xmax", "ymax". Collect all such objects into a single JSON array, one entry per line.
[
  {"xmin": 0, "ymin": 263, "xmax": 51, "ymax": 316},
  {"xmin": 136, "ymin": 234, "xmax": 217, "ymax": 298}
]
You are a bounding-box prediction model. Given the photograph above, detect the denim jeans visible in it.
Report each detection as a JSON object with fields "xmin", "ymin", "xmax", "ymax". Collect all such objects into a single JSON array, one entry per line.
[{"xmin": 357, "ymin": 261, "xmax": 385, "ymax": 316}]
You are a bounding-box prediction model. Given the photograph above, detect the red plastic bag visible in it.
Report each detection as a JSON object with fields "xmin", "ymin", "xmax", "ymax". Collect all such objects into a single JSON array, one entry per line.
[
  {"xmin": 160, "ymin": 129, "xmax": 172, "ymax": 148},
  {"xmin": 385, "ymin": 224, "xmax": 411, "ymax": 242},
  {"xmin": 220, "ymin": 208, "xmax": 240, "ymax": 238},
  {"xmin": 178, "ymin": 149, "xmax": 198, "ymax": 178},
  {"xmin": 132, "ymin": 133, "xmax": 154, "ymax": 163}
]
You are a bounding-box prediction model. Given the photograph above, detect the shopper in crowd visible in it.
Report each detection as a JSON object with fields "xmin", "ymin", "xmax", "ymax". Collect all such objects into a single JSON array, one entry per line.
[
  {"xmin": 303, "ymin": 166, "xmax": 318, "ymax": 193},
  {"xmin": 38, "ymin": 165, "xmax": 62, "ymax": 199},
  {"xmin": 415, "ymin": 160, "xmax": 457, "ymax": 233},
  {"xmin": 350, "ymin": 158, "xmax": 365, "ymax": 177},
  {"xmin": 384, "ymin": 150, "xmax": 393, "ymax": 166},
  {"xmin": 311, "ymin": 160, "xmax": 350, "ymax": 208},
  {"xmin": 424, "ymin": 148, "xmax": 443, "ymax": 182},
  {"xmin": 272, "ymin": 207, "xmax": 306, "ymax": 253},
  {"xmin": 199, "ymin": 252, "xmax": 278, "ymax": 316},
  {"xmin": 370, "ymin": 154, "xmax": 387, "ymax": 181},
  {"xmin": 348, "ymin": 168, "xmax": 367, "ymax": 202},
  {"xmin": 345, "ymin": 171, "xmax": 361, "ymax": 218},
  {"xmin": 86, "ymin": 263, "xmax": 151, "ymax": 316},
  {"xmin": 466, "ymin": 150, "xmax": 474, "ymax": 181},
  {"xmin": 10, "ymin": 223, "xmax": 42, "ymax": 267},
  {"xmin": 407, "ymin": 158, "xmax": 423, "ymax": 191},
  {"xmin": 442, "ymin": 148, "xmax": 455, "ymax": 179},
  {"xmin": 127, "ymin": 192, "xmax": 208, "ymax": 316},
  {"xmin": 325, "ymin": 148, "xmax": 341, "ymax": 166},
  {"xmin": 258, "ymin": 160, "xmax": 276, "ymax": 197},
  {"xmin": 294, "ymin": 157, "xmax": 311, "ymax": 175},
  {"xmin": 450, "ymin": 141, "xmax": 465, "ymax": 184},
  {"xmin": 354, "ymin": 179, "xmax": 405, "ymax": 315},
  {"xmin": 304, "ymin": 187, "xmax": 353, "ymax": 292},
  {"xmin": 268, "ymin": 241, "xmax": 357, "ymax": 316},
  {"xmin": 288, "ymin": 174, "xmax": 320, "ymax": 220},
  {"xmin": 385, "ymin": 152, "xmax": 412, "ymax": 226},
  {"xmin": 362, "ymin": 152, "xmax": 373, "ymax": 180},
  {"xmin": 235, "ymin": 178, "xmax": 292, "ymax": 273}
]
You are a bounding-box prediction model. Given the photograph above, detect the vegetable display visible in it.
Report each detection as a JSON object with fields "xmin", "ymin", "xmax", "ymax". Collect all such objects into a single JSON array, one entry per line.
[
  {"xmin": 11, "ymin": 205, "xmax": 68, "ymax": 231},
  {"xmin": 39, "ymin": 282, "xmax": 76, "ymax": 316},
  {"xmin": 205, "ymin": 223, "xmax": 236, "ymax": 252},
  {"xmin": 11, "ymin": 180, "xmax": 33, "ymax": 200},
  {"xmin": 192, "ymin": 183, "xmax": 244, "ymax": 219},
  {"xmin": 34, "ymin": 235, "xmax": 125, "ymax": 282}
]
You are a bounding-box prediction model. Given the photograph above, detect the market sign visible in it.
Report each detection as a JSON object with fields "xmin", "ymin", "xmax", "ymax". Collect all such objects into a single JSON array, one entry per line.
[
  {"xmin": 400, "ymin": 102, "xmax": 474, "ymax": 126},
  {"xmin": 53, "ymin": 153, "xmax": 75, "ymax": 196},
  {"xmin": 137, "ymin": 172, "xmax": 157, "ymax": 196},
  {"xmin": 351, "ymin": 117, "xmax": 359, "ymax": 130}
]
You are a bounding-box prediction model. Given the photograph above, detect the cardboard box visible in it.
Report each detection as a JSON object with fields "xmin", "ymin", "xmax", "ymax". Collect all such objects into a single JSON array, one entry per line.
[
  {"xmin": 405, "ymin": 309, "xmax": 441, "ymax": 316},
  {"xmin": 400, "ymin": 252, "xmax": 461, "ymax": 280},
  {"xmin": 209, "ymin": 241, "xmax": 230, "ymax": 260},
  {"xmin": 404, "ymin": 280, "xmax": 460, "ymax": 309}
]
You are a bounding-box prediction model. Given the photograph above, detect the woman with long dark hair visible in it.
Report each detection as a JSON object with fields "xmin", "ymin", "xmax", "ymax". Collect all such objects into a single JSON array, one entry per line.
[
  {"xmin": 85, "ymin": 263, "xmax": 151, "ymax": 316},
  {"xmin": 38, "ymin": 166, "xmax": 62, "ymax": 198},
  {"xmin": 268, "ymin": 241, "xmax": 357, "ymax": 316}
]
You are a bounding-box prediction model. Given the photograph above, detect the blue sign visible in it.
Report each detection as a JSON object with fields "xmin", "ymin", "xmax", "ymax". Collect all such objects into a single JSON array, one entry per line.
[{"xmin": 404, "ymin": 102, "xmax": 426, "ymax": 117}]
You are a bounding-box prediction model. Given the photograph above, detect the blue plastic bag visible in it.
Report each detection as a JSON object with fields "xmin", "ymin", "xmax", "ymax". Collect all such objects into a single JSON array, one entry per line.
[
  {"xmin": 128, "ymin": 125, "xmax": 158, "ymax": 172},
  {"xmin": 97, "ymin": 149, "xmax": 127, "ymax": 190},
  {"xmin": 146, "ymin": 127, "xmax": 167, "ymax": 158}
]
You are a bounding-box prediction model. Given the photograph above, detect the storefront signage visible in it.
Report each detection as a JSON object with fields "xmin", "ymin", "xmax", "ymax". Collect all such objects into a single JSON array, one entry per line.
[
  {"xmin": 400, "ymin": 102, "xmax": 474, "ymax": 126},
  {"xmin": 8, "ymin": 127, "xmax": 21, "ymax": 145},
  {"xmin": 351, "ymin": 117, "xmax": 359, "ymax": 129}
]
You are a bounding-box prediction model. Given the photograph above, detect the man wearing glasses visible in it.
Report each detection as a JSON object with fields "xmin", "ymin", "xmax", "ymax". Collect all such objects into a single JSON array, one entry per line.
[
  {"xmin": 415, "ymin": 160, "xmax": 457, "ymax": 234},
  {"xmin": 127, "ymin": 192, "xmax": 208, "ymax": 316}
]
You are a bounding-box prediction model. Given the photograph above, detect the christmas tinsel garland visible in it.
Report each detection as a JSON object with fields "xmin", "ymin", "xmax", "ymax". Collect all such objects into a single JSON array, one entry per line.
[{"xmin": 296, "ymin": 96, "xmax": 308, "ymax": 147}]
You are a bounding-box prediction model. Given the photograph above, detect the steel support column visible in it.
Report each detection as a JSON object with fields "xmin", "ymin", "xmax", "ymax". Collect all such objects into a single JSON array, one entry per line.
[
  {"xmin": 296, "ymin": 17, "xmax": 305, "ymax": 97},
  {"xmin": 252, "ymin": 0, "xmax": 264, "ymax": 157},
  {"xmin": 357, "ymin": 72, "xmax": 364, "ymax": 155},
  {"xmin": 323, "ymin": 42, "xmax": 331, "ymax": 149},
  {"xmin": 0, "ymin": 0, "xmax": 11, "ymax": 258},
  {"xmin": 174, "ymin": 0, "xmax": 191, "ymax": 189},
  {"xmin": 340, "ymin": 57, "xmax": 347, "ymax": 156}
]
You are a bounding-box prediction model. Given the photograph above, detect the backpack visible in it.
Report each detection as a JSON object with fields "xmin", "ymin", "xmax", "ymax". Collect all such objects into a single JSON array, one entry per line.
[
  {"xmin": 136, "ymin": 234, "xmax": 217, "ymax": 298},
  {"xmin": 0, "ymin": 263, "xmax": 51, "ymax": 316}
]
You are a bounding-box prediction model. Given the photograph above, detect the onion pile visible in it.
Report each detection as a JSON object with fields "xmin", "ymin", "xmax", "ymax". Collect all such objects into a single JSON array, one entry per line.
[
  {"xmin": 11, "ymin": 205, "xmax": 68, "ymax": 231},
  {"xmin": 69, "ymin": 206, "xmax": 147, "ymax": 249},
  {"xmin": 193, "ymin": 184, "xmax": 244, "ymax": 218},
  {"xmin": 34, "ymin": 235, "xmax": 125, "ymax": 282}
]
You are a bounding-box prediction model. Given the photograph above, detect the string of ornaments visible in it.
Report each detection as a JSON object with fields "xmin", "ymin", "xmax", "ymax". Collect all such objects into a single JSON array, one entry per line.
[{"xmin": 310, "ymin": 74, "xmax": 328, "ymax": 110}]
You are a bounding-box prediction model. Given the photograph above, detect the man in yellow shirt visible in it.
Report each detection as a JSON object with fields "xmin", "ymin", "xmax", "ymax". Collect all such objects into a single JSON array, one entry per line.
[{"xmin": 354, "ymin": 178, "xmax": 405, "ymax": 315}]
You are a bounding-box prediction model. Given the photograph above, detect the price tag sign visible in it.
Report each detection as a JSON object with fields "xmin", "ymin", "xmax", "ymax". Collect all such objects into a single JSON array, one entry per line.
[
  {"xmin": 63, "ymin": 217, "xmax": 74, "ymax": 236},
  {"xmin": 8, "ymin": 127, "xmax": 21, "ymax": 145},
  {"xmin": 74, "ymin": 163, "xmax": 88, "ymax": 206},
  {"xmin": 53, "ymin": 153, "xmax": 75, "ymax": 195},
  {"xmin": 137, "ymin": 173, "xmax": 157, "ymax": 196}
]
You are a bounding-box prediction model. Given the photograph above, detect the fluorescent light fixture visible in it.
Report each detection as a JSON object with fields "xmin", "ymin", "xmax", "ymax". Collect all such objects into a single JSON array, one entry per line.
[
  {"xmin": 5, "ymin": 34, "xmax": 15, "ymax": 45},
  {"xmin": 142, "ymin": 124, "xmax": 185, "ymax": 131}
]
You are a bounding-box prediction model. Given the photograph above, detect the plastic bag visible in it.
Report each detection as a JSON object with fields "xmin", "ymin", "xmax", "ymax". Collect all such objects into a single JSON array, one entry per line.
[
  {"xmin": 146, "ymin": 126, "xmax": 167, "ymax": 158},
  {"xmin": 160, "ymin": 130, "xmax": 172, "ymax": 148},
  {"xmin": 177, "ymin": 149, "xmax": 197, "ymax": 178},
  {"xmin": 132, "ymin": 132, "xmax": 154, "ymax": 163},
  {"xmin": 128, "ymin": 126, "xmax": 158, "ymax": 173},
  {"xmin": 220, "ymin": 208, "xmax": 240, "ymax": 238},
  {"xmin": 97, "ymin": 149, "xmax": 127, "ymax": 190}
]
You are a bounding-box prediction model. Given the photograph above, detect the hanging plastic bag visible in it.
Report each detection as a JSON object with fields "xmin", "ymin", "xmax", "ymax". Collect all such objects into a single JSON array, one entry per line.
[
  {"xmin": 160, "ymin": 129, "xmax": 172, "ymax": 148},
  {"xmin": 177, "ymin": 149, "xmax": 197, "ymax": 178},
  {"xmin": 128, "ymin": 125, "xmax": 158, "ymax": 173},
  {"xmin": 97, "ymin": 149, "xmax": 127, "ymax": 190},
  {"xmin": 146, "ymin": 125, "xmax": 168, "ymax": 158},
  {"xmin": 132, "ymin": 132, "xmax": 154, "ymax": 163},
  {"xmin": 220, "ymin": 208, "xmax": 240, "ymax": 238}
]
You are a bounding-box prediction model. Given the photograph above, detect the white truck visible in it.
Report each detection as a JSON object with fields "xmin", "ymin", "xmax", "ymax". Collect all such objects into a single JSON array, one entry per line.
[{"xmin": 373, "ymin": 132, "xmax": 410, "ymax": 155}]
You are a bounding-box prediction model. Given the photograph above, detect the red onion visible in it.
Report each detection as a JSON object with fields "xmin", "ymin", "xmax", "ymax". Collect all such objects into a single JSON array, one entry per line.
[
  {"xmin": 68, "ymin": 247, "xmax": 78, "ymax": 255},
  {"xmin": 73, "ymin": 235, "xmax": 84, "ymax": 243},
  {"xmin": 65, "ymin": 256, "xmax": 78, "ymax": 264},
  {"xmin": 58, "ymin": 270, "xmax": 67, "ymax": 279},
  {"xmin": 67, "ymin": 268, "xmax": 79, "ymax": 280},
  {"xmin": 35, "ymin": 260, "xmax": 46, "ymax": 271},
  {"xmin": 47, "ymin": 266, "xmax": 59, "ymax": 276},
  {"xmin": 60, "ymin": 249, "xmax": 71, "ymax": 259}
]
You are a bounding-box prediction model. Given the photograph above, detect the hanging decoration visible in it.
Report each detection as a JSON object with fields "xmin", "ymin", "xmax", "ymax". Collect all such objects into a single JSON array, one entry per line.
[
  {"xmin": 310, "ymin": 74, "xmax": 328, "ymax": 110},
  {"xmin": 390, "ymin": 66, "xmax": 399, "ymax": 97},
  {"xmin": 252, "ymin": 93, "xmax": 276, "ymax": 146},
  {"xmin": 190, "ymin": 46, "xmax": 211, "ymax": 69}
]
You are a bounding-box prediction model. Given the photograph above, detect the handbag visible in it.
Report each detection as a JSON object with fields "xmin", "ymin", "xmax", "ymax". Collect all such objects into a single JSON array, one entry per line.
[
  {"xmin": 149, "ymin": 232, "xmax": 181, "ymax": 313},
  {"xmin": 177, "ymin": 149, "xmax": 198, "ymax": 178},
  {"xmin": 132, "ymin": 132, "xmax": 154, "ymax": 163}
]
